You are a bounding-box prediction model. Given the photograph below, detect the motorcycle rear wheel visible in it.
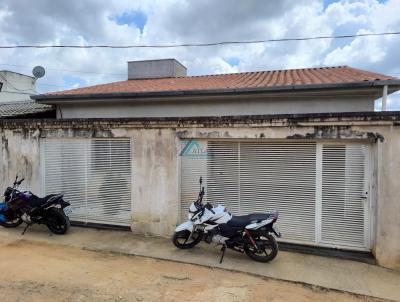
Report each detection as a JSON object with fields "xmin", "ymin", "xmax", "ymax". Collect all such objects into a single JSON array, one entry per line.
[
  {"xmin": 172, "ymin": 230, "xmax": 202, "ymax": 249},
  {"xmin": 0, "ymin": 217, "xmax": 23, "ymax": 228},
  {"xmin": 244, "ymin": 234, "xmax": 278, "ymax": 263},
  {"xmin": 45, "ymin": 208, "xmax": 70, "ymax": 235}
]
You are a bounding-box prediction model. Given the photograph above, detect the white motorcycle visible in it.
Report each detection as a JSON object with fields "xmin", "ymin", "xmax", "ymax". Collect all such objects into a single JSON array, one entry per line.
[{"xmin": 173, "ymin": 177, "xmax": 281, "ymax": 263}]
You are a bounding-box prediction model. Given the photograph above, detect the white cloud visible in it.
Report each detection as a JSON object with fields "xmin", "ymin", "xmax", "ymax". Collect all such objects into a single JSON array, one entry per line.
[
  {"xmin": 323, "ymin": 0, "xmax": 400, "ymax": 74},
  {"xmin": 0, "ymin": 0, "xmax": 399, "ymax": 109},
  {"xmin": 324, "ymin": 28, "xmax": 387, "ymax": 65}
]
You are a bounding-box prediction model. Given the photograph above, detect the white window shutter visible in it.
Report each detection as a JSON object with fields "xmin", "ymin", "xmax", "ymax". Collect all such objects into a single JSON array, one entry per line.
[{"xmin": 42, "ymin": 138, "xmax": 132, "ymax": 226}]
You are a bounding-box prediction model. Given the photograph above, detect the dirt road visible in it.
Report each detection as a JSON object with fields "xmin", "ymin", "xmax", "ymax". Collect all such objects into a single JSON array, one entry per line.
[{"xmin": 0, "ymin": 239, "xmax": 384, "ymax": 302}]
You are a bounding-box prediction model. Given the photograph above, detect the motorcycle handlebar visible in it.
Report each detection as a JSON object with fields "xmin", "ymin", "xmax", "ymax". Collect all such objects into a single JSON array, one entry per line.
[
  {"xmin": 13, "ymin": 176, "xmax": 24, "ymax": 186},
  {"xmin": 14, "ymin": 178, "xmax": 24, "ymax": 186}
]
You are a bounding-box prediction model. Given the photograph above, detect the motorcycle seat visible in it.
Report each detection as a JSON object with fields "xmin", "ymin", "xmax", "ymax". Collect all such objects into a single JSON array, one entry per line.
[
  {"xmin": 228, "ymin": 213, "xmax": 273, "ymax": 228},
  {"xmin": 29, "ymin": 194, "xmax": 59, "ymax": 208}
]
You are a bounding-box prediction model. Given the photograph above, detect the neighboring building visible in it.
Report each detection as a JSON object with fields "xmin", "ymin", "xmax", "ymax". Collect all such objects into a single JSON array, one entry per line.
[
  {"xmin": 0, "ymin": 70, "xmax": 54, "ymax": 118},
  {"xmin": 0, "ymin": 101, "xmax": 54, "ymax": 118},
  {"xmin": 0, "ymin": 71, "xmax": 36, "ymax": 102},
  {"xmin": 1, "ymin": 59, "xmax": 400, "ymax": 271}
]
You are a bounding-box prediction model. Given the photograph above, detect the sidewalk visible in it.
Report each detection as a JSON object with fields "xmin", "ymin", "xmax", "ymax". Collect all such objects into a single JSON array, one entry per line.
[{"xmin": 0, "ymin": 226, "xmax": 399, "ymax": 301}]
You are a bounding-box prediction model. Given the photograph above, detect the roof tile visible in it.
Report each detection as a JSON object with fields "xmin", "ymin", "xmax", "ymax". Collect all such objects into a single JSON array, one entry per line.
[
  {"xmin": 0, "ymin": 101, "xmax": 53, "ymax": 117},
  {"xmin": 45, "ymin": 66, "xmax": 397, "ymax": 97}
]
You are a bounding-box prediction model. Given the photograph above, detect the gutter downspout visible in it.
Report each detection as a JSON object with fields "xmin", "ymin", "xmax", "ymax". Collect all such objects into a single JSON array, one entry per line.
[{"xmin": 381, "ymin": 85, "xmax": 388, "ymax": 111}]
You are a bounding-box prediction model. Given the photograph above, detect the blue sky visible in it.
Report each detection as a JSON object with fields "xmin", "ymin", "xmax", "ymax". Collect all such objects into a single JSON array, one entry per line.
[
  {"xmin": 323, "ymin": 0, "xmax": 340, "ymax": 7},
  {"xmin": 62, "ymin": 75, "xmax": 86, "ymax": 90},
  {"xmin": 110, "ymin": 10, "xmax": 147, "ymax": 34},
  {"xmin": 225, "ymin": 57, "xmax": 240, "ymax": 67}
]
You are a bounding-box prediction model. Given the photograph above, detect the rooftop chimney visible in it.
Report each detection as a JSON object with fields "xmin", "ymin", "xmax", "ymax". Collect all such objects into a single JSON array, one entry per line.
[{"xmin": 127, "ymin": 58, "xmax": 187, "ymax": 80}]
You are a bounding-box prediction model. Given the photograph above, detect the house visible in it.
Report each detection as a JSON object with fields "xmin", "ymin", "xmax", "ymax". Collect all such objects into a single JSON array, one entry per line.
[
  {"xmin": 1, "ymin": 59, "xmax": 400, "ymax": 271},
  {"xmin": 34, "ymin": 59, "xmax": 398, "ymax": 118}
]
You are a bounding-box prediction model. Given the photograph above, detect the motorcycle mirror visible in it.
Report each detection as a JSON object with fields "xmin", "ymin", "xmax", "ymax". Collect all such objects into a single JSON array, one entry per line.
[{"xmin": 199, "ymin": 177, "xmax": 202, "ymax": 185}]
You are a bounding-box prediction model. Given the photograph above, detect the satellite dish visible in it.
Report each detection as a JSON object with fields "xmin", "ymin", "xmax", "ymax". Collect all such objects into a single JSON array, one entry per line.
[{"xmin": 32, "ymin": 66, "xmax": 45, "ymax": 79}]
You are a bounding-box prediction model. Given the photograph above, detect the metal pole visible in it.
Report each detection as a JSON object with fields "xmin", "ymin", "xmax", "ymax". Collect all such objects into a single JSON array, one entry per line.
[{"xmin": 382, "ymin": 85, "xmax": 388, "ymax": 111}]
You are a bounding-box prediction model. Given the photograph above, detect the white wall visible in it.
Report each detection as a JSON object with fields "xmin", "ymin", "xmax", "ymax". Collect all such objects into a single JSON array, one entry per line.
[
  {"xmin": 57, "ymin": 96, "xmax": 375, "ymax": 118},
  {"xmin": 0, "ymin": 71, "xmax": 36, "ymax": 102}
]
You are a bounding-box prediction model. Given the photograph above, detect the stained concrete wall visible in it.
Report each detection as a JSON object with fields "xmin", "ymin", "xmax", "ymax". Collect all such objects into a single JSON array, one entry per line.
[
  {"xmin": 0, "ymin": 129, "xmax": 42, "ymax": 194},
  {"xmin": 1, "ymin": 114, "xmax": 399, "ymax": 270},
  {"xmin": 57, "ymin": 96, "xmax": 375, "ymax": 119},
  {"xmin": 127, "ymin": 128, "xmax": 180, "ymax": 235}
]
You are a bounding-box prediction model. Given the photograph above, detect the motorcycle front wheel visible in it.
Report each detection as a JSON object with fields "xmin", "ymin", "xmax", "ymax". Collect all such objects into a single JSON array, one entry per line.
[
  {"xmin": 172, "ymin": 230, "xmax": 202, "ymax": 249},
  {"xmin": 45, "ymin": 208, "xmax": 70, "ymax": 235},
  {"xmin": 244, "ymin": 234, "xmax": 278, "ymax": 263},
  {"xmin": 0, "ymin": 217, "xmax": 23, "ymax": 228}
]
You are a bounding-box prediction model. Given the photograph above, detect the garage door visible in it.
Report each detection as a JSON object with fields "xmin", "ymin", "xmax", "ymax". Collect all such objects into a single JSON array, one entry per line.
[
  {"xmin": 42, "ymin": 138, "xmax": 132, "ymax": 226},
  {"xmin": 180, "ymin": 140, "xmax": 371, "ymax": 251}
]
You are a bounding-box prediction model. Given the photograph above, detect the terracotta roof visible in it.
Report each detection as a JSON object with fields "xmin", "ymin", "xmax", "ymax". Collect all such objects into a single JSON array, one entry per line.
[{"xmin": 39, "ymin": 66, "xmax": 398, "ymax": 98}]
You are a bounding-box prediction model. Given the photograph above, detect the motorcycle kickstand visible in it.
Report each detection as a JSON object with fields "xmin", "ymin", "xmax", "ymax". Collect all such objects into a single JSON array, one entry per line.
[
  {"xmin": 21, "ymin": 223, "xmax": 31, "ymax": 235},
  {"xmin": 219, "ymin": 244, "xmax": 227, "ymax": 264}
]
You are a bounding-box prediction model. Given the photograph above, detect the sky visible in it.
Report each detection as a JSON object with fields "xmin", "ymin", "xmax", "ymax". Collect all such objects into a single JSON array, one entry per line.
[{"xmin": 0, "ymin": 0, "xmax": 399, "ymax": 109}]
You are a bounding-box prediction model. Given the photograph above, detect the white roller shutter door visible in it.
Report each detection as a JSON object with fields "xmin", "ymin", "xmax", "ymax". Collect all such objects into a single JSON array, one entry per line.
[
  {"xmin": 180, "ymin": 140, "xmax": 371, "ymax": 251},
  {"xmin": 320, "ymin": 144, "xmax": 370, "ymax": 249},
  {"xmin": 42, "ymin": 138, "xmax": 132, "ymax": 226},
  {"xmin": 239, "ymin": 142, "xmax": 316, "ymax": 243}
]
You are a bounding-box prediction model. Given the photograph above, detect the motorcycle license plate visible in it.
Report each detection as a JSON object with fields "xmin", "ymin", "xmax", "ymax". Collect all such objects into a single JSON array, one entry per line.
[
  {"xmin": 273, "ymin": 226, "xmax": 281, "ymax": 237},
  {"xmin": 63, "ymin": 206, "xmax": 73, "ymax": 216}
]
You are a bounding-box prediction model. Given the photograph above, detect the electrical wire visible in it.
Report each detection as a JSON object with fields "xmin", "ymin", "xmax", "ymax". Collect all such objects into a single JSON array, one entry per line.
[
  {"xmin": 0, "ymin": 64, "xmax": 126, "ymax": 80},
  {"xmin": 0, "ymin": 31, "xmax": 399, "ymax": 49},
  {"xmin": 2, "ymin": 61, "xmax": 398, "ymax": 83},
  {"xmin": 0, "ymin": 63, "xmax": 125, "ymax": 77},
  {"xmin": 1, "ymin": 64, "xmax": 116, "ymax": 89},
  {"xmin": 0, "ymin": 28, "xmax": 398, "ymax": 93}
]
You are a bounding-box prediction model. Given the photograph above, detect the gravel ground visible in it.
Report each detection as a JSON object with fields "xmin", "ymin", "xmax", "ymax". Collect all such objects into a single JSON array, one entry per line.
[{"xmin": 0, "ymin": 239, "xmax": 386, "ymax": 302}]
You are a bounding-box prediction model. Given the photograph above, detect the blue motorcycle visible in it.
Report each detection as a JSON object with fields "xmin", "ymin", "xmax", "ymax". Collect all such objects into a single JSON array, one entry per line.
[{"xmin": 0, "ymin": 176, "xmax": 72, "ymax": 235}]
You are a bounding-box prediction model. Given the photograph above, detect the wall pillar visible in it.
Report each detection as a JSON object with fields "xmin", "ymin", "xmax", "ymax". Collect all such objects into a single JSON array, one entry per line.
[
  {"xmin": 375, "ymin": 126, "xmax": 400, "ymax": 270},
  {"xmin": 130, "ymin": 129, "xmax": 180, "ymax": 236}
]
